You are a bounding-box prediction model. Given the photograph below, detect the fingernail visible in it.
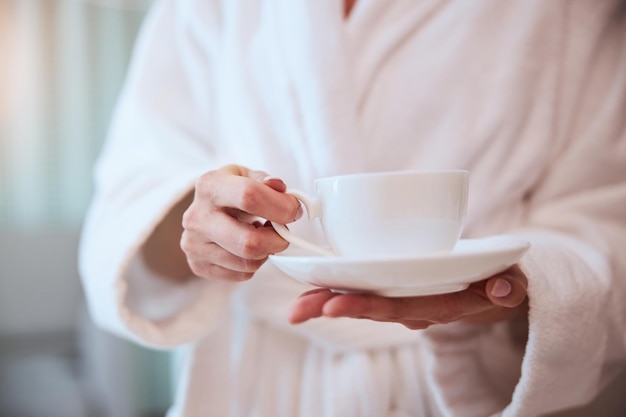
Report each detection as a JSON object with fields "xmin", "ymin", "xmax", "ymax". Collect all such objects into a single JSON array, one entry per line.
[
  {"xmin": 295, "ymin": 205, "xmax": 303, "ymax": 220},
  {"xmin": 491, "ymin": 277, "xmax": 512, "ymax": 298},
  {"xmin": 262, "ymin": 176, "xmax": 284, "ymax": 183}
]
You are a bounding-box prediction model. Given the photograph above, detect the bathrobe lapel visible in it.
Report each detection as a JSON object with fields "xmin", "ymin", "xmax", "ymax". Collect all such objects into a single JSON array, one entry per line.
[{"xmin": 270, "ymin": 0, "xmax": 364, "ymax": 178}]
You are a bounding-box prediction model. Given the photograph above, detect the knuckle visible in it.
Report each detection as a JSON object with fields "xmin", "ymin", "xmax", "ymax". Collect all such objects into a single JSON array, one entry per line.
[
  {"xmin": 179, "ymin": 233, "xmax": 192, "ymax": 253},
  {"xmin": 434, "ymin": 308, "xmax": 460, "ymax": 324},
  {"xmin": 220, "ymin": 164, "xmax": 246, "ymax": 176},
  {"xmin": 238, "ymin": 182, "xmax": 260, "ymax": 213},
  {"xmin": 186, "ymin": 258, "xmax": 206, "ymax": 278},
  {"xmin": 194, "ymin": 172, "xmax": 212, "ymax": 197},
  {"xmin": 179, "ymin": 232, "xmax": 208, "ymax": 258},
  {"xmin": 183, "ymin": 199, "xmax": 217, "ymax": 231},
  {"xmin": 238, "ymin": 230, "xmax": 266, "ymax": 259},
  {"xmin": 195, "ymin": 170, "xmax": 221, "ymax": 200},
  {"xmin": 432, "ymin": 298, "xmax": 463, "ymax": 324},
  {"xmin": 386, "ymin": 299, "xmax": 412, "ymax": 321},
  {"xmin": 181, "ymin": 208, "xmax": 197, "ymax": 230}
]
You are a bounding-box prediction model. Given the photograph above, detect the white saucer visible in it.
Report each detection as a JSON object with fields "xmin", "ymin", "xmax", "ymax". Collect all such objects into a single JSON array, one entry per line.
[{"xmin": 269, "ymin": 236, "xmax": 530, "ymax": 297}]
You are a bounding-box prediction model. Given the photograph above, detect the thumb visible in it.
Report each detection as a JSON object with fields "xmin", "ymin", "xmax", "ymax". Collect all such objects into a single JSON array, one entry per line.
[{"xmin": 485, "ymin": 265, "xmax": 528, "ymax": 308}]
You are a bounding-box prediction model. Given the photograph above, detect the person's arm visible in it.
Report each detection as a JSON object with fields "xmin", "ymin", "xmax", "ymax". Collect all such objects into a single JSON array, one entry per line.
[
  {"xmin": 79, "ymin": 0, "xmax": 244, "ymax": 347},
  {"xmin": 142, "ymin": 190, "xmax": 194, "ymax": 281}
]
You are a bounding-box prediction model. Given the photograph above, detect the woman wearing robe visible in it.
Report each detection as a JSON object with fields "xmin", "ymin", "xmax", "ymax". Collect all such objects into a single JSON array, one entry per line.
[{"xmin": 79, "ymin": 0, "xmax": 626, "ymax": 416}]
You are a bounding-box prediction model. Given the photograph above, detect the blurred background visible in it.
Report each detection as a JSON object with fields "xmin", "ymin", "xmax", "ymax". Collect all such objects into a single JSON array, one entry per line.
[{"xmin": 0, "ymin": 1, "xmax": 173, "ymax": 416}]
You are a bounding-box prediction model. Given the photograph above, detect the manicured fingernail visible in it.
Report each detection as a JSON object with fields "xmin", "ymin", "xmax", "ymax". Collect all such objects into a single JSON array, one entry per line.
[
  {"xmin": 491, "ymin": 278, "xmax": 512, "ymax": 298},
  {"xmin": 262, "ymin": 176, "xmax": 283, "ymax": 183}
]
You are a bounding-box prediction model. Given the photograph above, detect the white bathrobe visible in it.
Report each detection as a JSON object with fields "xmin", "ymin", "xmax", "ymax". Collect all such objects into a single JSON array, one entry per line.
[{"xmin": 79, "ymin": 1, "xmax": 626, "ymax": 416}]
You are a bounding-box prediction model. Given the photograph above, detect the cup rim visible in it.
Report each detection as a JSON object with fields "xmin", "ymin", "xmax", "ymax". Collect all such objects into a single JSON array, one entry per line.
[{"xmin": 314, "ymin": 169, "xmax": 469, "ymax": 184}]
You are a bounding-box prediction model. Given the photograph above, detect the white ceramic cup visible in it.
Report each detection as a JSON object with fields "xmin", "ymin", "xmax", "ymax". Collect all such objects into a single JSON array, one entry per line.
[{"xmin": 271, "ymin": 170, "xmax": 469, "ymax": 257}]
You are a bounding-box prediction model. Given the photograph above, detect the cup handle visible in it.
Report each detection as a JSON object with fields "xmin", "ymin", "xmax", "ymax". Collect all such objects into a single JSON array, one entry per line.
[{"xmin": 270, "ymin": 189, "xmax": 336, "ymax": 256}]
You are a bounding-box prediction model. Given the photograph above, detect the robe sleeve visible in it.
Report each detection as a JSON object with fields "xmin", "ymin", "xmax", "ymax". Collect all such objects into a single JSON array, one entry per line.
[
  {"xmin": 500, "ymin": 15, "xmax": 626, "ymax": 416},
  {"xmin": 502, "ymin": 11, "xmax": 626, "ymax": 416},
  {"xmin": 424, "ymin": 8, "xmax": 626, "ymax": 416},
  {"xmin": 78, "ymin": 0, "xmax": 234, "ymax": 348}
]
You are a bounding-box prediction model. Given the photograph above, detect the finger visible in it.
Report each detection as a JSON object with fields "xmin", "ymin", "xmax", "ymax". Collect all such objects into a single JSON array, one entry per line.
[
  {"xmin": 196, "ymin": 171, "xmax": 300, "ymax": 224},
  {"xmin": 182, "ymin": 230, "xmax": 264, "ymax": 281},
  {"xmin": 207, "ymin": 211, "xmax": 290, "ymax": 259},
  {"xmin": 321, "ymin": 289, "xmax": 494, "ymax": 325},
  {"xmin": 288, "ymin": 288, "xmax": 338, "ymax": 324},
  {"xmin": 460, "ymin": 303, "xmax": 528, "ymax": 324},
  {"xmin": 262, "ymin": 176, "xmax": 303, "ymax": 219},
  {"xmin": 184, "ymin": 203, "xmax": 289, "ymax": 259},
  {"xmin": 262, "ymin": 176, "xmax": 288, "ymax": 193},
  {"xmin": 187, "ymin": 259, "xmax": 255, "ymax": 282},
  {"xmin": 182, "ymin": 237, "xmax": 267, "ymax": 273},
  {"xmin": 183, "ymin": 208, "xmax": 287, "ymax": 260},
  {"xmin": 485, "ymin": 265, "xmax": 528, "ymax": 308}
]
